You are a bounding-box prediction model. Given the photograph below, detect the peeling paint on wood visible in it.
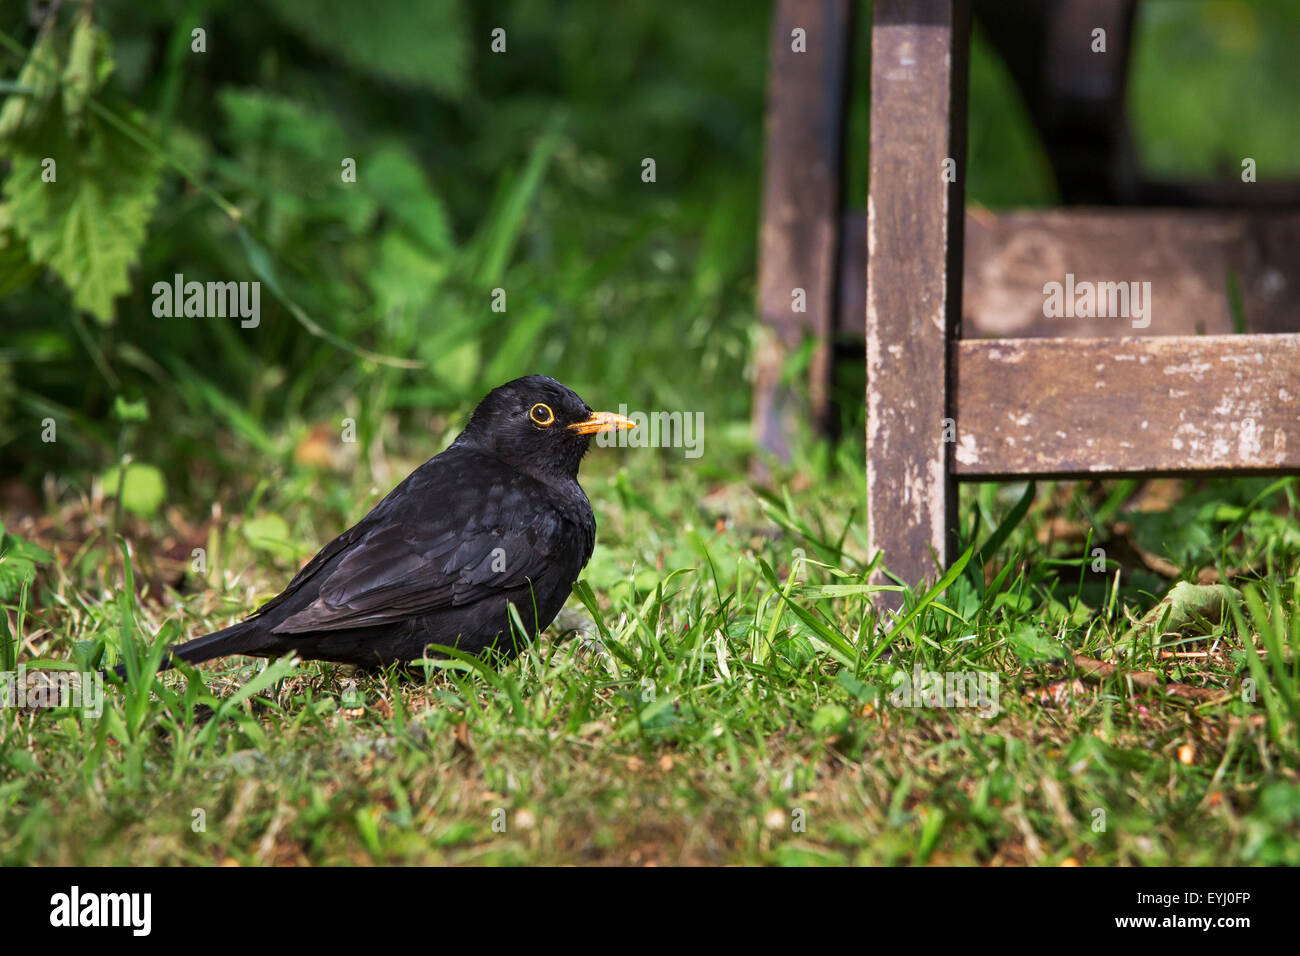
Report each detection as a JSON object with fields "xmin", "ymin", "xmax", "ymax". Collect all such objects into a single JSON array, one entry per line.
[
  {"xmin": 839, "ymin": 210, "xmax": 1300, "ymax": 340},
  {"xmin": 953, "ymin": 334, "xmax": 1300, "ymax": 477},
  {"xmin": 866, "ymin": 0, "xmax": 969, "ymax": 605}
]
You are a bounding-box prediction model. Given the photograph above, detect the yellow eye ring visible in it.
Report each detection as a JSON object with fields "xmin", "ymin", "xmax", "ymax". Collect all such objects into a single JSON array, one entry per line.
[{"xmin": 529, "ymin": 403, "xmax": 555, "ymax": 427}]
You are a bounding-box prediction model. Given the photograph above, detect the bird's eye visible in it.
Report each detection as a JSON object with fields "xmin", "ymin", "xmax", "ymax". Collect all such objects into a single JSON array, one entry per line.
[{"xmin": 529, "ymin": 403, "xmax": 555, "ymax": 427}]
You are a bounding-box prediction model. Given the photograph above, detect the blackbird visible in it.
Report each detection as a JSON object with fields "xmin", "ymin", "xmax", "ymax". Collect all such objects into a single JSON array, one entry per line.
[{"xmin": 165, "ymin": 376, "xmax": 633, "ymax": 670}]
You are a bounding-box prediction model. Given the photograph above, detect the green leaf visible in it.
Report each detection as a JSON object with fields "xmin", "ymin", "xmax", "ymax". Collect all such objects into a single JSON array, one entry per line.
[
  {"xmin": 61, "ymin": 10, "xmax": 114, "ymax": 131},
  {"xmin": 968, "ymin": 480, "xmax": 1036, "ymax": 589},
  {"xmin": 836, "ymin": 670, "xmax": 877, "ymax": 703},
  {"xmin": 363, "ymin": 143, "xmax": 455, "ymax": 255},
  {"xmin": 207, "ymin": 655, "xmax": 300, "ymax": 740},
  {"xmin": 0, "ymin": 205, "xmax": 40, "ymax": 297},
  {"xmin": 0, "ymin": 527, "xmax": 54, "ymax": 564},
  {"xmin": 218, "ymin": 87, "xmax": 347, "ymax": 158},
  {"xmin": 427, "ymin": 336, "xmax": 480, "ymax": 393},
  {"xmin": 1007, "ymin": 623, "xmax": 1064, "ymax": 664},
  {"xmin": 0, "ymin": 26, "xmax": 60, "ymax": 139},
  {"xmin": 112, "ymin": 395, "xmax": 149, "ymax": 423},
  {"xmin": 243, "ymin": 513, "xmax": 296, "ymax": 561},
  {"xmin": 470, "ymin": 120, "xmax": 561, "ymax": 284},
  {"xmin": 216, "ymin": 88, "xmax": 377, "ymax": 232},
  {"xmin": 101, "ymin": 463, "xmax": 167, "ymax": 517},
  {"xmin": 756, "ymin": 558, "xmax": 860, "ymax": 668},
  {"xmin": 0, "ymin": 523, "xmax": 54, "ymax": 603},
  {"xmin": 866, "ymin": 544, "xmax": 975, "ymax": 665},
  {"xmin": 811, "ymin": 704, "xmax": 850, "ymax": 736},
  {"xmin": 795, "ymin": 583, "xmax": 901, "ymax": 598},
  {"xmin": 1120, "ymin": 581, "xmax": 1241, "ymax": 645},
  {"xmin": 5, "ymin": 749, "xmax": 40, "ymax": 775},
  {"xmin": 369, "ymin": 231, "xmax": 445, "ymax": 316},
  {"xmin": 266, "ymin": 0, "xmax": 470, "ymax": 98},
  {"xmin": 4, "ymin": 111, "xmax": 160, "ymax": 322}
]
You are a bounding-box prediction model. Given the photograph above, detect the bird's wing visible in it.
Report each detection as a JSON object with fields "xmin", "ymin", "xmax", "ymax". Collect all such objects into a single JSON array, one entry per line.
[{"xmin": 270, "ymin": 466, "xmax": 589, "ymax": 634}]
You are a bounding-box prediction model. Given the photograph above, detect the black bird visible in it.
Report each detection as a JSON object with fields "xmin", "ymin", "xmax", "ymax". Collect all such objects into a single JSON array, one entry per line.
[{"xmin": 165, "ymin": 376, "xmax": 633, "ymax": 670}]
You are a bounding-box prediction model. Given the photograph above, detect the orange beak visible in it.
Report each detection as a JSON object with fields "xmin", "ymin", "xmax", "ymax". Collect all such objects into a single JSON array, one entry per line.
[{"xmin": 568, "ymin": 411, "xmax": 637, "ymax": 436}]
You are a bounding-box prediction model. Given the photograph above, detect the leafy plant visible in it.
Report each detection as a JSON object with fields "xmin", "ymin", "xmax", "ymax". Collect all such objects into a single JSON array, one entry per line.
[
  {"xmin": 1, "ymin": 10, "xmax": 160, "ymax": 321},
  {"xmin": 0, "ymin": 522, "xmax": 52, "ymax": 603}
]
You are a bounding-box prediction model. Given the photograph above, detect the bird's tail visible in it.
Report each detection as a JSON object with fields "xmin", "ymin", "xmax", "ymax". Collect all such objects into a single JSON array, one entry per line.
[
  {"xmin": 105, "ymin": 619, "xmax": 265, "ymax": 681},
  {"xmin": 170, "ymin": 618, "xmax": 267, "ymax": 666}
]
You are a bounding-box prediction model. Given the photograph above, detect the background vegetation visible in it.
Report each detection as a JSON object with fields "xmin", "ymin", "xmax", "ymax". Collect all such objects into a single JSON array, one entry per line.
[{"xmin": 1, "ymin": 0, "xmax": 1298, "ymax": 865}]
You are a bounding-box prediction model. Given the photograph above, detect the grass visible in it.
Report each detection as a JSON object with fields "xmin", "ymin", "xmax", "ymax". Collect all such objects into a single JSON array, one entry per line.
[
  {"xmin": 3, "ymin": 0, "xmax": 1300, "ymax": 868},
  {"xmin": 2, "ymin": 442, "xmax": 1298, "ymax": 866}
]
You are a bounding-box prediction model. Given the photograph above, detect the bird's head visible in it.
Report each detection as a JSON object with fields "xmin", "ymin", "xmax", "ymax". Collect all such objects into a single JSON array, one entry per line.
[{"xmin": 455, "ymin": 375, "xmax": 635, "ymax": 480}]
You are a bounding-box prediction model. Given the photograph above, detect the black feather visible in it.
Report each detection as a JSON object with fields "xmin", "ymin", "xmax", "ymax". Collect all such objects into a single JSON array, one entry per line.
[{"xmin": 166, "ymin": 376, "xmax": 614, "ymax": 669}]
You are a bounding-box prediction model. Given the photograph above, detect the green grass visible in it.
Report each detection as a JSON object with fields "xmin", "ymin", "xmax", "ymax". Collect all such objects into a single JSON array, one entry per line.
[
  {"xmin": 4, "ymin": 0, "xmax": 1300, "ymax": 867},
  {"xmin": 2, "ymin": 449, "xmax": 1297, "ymax": 865}
]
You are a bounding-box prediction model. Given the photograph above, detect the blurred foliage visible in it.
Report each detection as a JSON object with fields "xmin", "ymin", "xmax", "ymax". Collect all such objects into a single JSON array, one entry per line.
[
  {"xmin": 1131, "ymin": 0, "xmax": 1300, "ymax": 176},
  {"xmin": 0, "ymin": 0, "xmax": 1296, "ymax": 503},
  {"xmin": 1, "ymin": 0, "xmax": 769, "ymax": 495}
]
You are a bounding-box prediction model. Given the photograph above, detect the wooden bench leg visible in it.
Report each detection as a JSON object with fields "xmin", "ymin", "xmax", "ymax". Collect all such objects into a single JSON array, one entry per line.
[
  {"xmin": 866, "ymin": 0, "xmax": 971, "ymax": 606},
  {"xmin": 755, "ymin": 0, "xmax": 853, "ymax": 464}
]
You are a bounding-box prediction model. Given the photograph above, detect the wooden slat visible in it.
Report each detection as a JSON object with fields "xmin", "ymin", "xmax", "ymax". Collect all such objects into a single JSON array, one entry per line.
[
  {"xmin": 839, "ymin": 209, "xmax": 1300, "ymax": 339},
  {"xmin": 963, "ymin": 210, "xmax": 1300, "ymax": 338},
  {"xmin": 754, "ymin": 0, "xmax": 852, "ymax": 461},
  {"xmin": 953, "ymin": 334, "xmax": 1300, "ymax": 478},
  {"xmin": 866, "ymin": 0, "xmax": 970, "ymax": 600}
]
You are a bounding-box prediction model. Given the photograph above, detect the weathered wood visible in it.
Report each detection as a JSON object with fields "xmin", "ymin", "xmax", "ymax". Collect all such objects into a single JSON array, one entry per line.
[
  {"xmin": 952, "ymin": 333, "xmax": 1300, "ymax": 478},
  {"xmin": 866, "ymin": 0, "xmax": 970, "ymax": 601},
  {"xmin": 963, "ymin": 210, "xmax": 1300, "ymax": 337},
  {"xmin": 839, "ymin": 209, "xmax": 1300, "ymax": 339},
  {"xmin": 754, "ymin": 0, "xmax": 852, "ymax": 462}
]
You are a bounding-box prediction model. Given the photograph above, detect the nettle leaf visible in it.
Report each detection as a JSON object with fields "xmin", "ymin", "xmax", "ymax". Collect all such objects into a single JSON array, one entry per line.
[
  {"xmin": 369, "ymin": 231, "xmax": 446, "ymax": 316},
  {"xmin": 266, "ymin": 0, "xmax": 470, "ymax": 98},
  {"xmin": 363, "ymin": 143, "xmax": 455, "ymax": 255},
  {"xmin": 1007, "ymin": 623, "xmax": 1064, "ymax": 664},
  {"xmin": 0, "ymin": 523, "xmax": 54, "ymax": 602},
  {"xmin": 4, "ymin": 110, "xmax": 161, "ymax": 322},
  {"xmin": 218, "ymin": 87, "xmax": 347, "ymax": 158},
  {"xmin": 0, "ymin": 204, "xmax": 40, "ymax": 297},
  {"xmin": 216, "ymin": 88, "xmax": 372, "ymax": 232}
]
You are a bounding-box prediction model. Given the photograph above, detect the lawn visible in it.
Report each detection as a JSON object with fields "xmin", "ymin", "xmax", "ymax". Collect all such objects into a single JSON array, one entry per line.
[
  {"xmin": 2, "ymin": 0, "xmax": 1299, "ymax": 866},
  {"xmin": 3, "ymin": 448, "xmax": 1298, "ymax": 865}
]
